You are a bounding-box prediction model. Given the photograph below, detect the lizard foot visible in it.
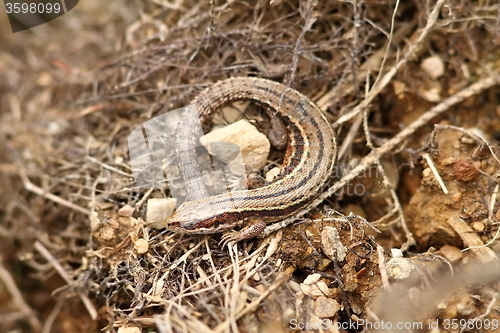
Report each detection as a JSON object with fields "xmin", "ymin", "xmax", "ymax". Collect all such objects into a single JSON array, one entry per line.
[{"xmin": 219, "ymin": 220, "xmax": 267, "ymax": 248}]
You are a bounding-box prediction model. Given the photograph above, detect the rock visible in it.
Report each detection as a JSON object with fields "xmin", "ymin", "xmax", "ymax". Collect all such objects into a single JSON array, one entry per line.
[
  {"xmin": 314, "ymin": 296, "xmax": 341, "ymax": 318},
  {"xmin": 134, "ymin": 238, "xmax": 149, "ymax": 254},
  {"xmin": 117, "ymin": 327, "xmax": 141, "ymax": 333},
  {"xmin": 438, "ymin": 244, "xmax": 464, "ymax": 264},
  {"xmin": 418, "ymin": 81, "xmax": 441, "ymax": 102},
  {"xmin": 471, "ymin": 221, "xmax": 485, "ymax": 232},
  {"xmin": 421, "ymin": 56, "xmax": 445, "ymax": 79},
  {"xmin": 453, "ymin": 159, "xmax": 480, "ymax": 182},
  {"xmin": 456, "ymin": 295, "xmax": 475, "ymax": 316},
  {"xmin": 201, "ymin": 119, "xmax": 270, "ymax": 172},
  {"xmin": 392, "ymin": 80, "xmax": 406, "ymax": 97},
  {"xmin": 146, "ymin": 198, "xmax": 177, "ymax": 229},
  {"xmin": 386, "ymin": 257, "xmax": 415, "ymax": 280},
  {"xmin": 321, "ymin": 226, "xmax": 347, "ymax": 262},
  {"xmin": 118, "ymin": 204, "xmax": 134, "ymax": 217},
  {"xmin": 301, "ymin": 274, "xmax": 331, "ymax": 298}
]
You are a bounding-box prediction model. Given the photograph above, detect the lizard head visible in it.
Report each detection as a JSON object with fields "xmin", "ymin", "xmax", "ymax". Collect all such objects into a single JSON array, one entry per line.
[{"xmin": 164, "ymin": 199, "xmax": 240, "ymax": 234}]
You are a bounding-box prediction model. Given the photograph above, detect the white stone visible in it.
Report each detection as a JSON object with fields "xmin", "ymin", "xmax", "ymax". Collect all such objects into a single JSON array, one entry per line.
[
  {"xmin": 386, "ymin": 257, "xmax": 415, "ymax": 280},
  {"xmin": 321, "ymin": 226, "xmax": 347, "ymax": 262},
  {"xmin": 300, "ymin": 281, "xmax": 331, "ymax": 298},
  {"xmin": 314, "ymin": 296, "xmax": 341, "ymax": 318},
  {"xmin": 419, "ymin": 83, "xmax": 441, "ymax": 102},
  {"xmin": 200, "ymin": 119, "xmax": 270, "ymax": 172},
  {"xmin": 391, "ymin": 248, "xmax": 403, "ymax": 258},
  {"xmin": 89, "ymin": 211, "xmax": 100, "ymax": 232},
  {"xmin": 134, "ymin": 238, "xmax": 149, "ymax": 254},
  {"xmin": 392, "ymin": 80, "xmax": 406, "ymax": 96},
  {"xmin": 146, "ymin": 198, "xmax": 177, "ymax": 229},
  {"xmin": 303, "ymin": 273, "xmax": 322, "ymax": 284},
  {"xmin": 117, "ymin": 327, "xmax": 141, "ymax": 333},
  {"xmin": 301, "ymin": 274, "xmax": 331, "ymax": 298},
  {"xmin": 421, "ymin": 56, "xmax": 445, "ymax": 79},
  {"xmin": 118, "ymin": 204, "xmax": 134, "ymax": 217}
]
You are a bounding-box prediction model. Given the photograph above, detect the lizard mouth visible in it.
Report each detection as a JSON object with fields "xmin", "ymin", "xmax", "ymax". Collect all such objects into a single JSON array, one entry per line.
[{"xmin": 165, "ymin": 213, "xmax": 216, "ymax": 232}]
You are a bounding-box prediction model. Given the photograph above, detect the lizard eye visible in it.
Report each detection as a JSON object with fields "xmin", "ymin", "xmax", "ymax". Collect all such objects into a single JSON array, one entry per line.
[{"xmin": 180, "ymin": 220, "xmax": 199, "ymax": 230}]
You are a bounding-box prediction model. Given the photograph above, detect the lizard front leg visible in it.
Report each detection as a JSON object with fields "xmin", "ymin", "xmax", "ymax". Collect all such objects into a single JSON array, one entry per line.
[{"xmin": 220, "ymin": 219, "xmax": 267, "ymax": 247}]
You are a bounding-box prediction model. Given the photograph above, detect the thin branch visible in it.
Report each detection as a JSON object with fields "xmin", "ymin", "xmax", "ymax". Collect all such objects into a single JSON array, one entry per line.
[{"xmin": 422, "ymin": 153, "xmax": 449, "ymax": 194}]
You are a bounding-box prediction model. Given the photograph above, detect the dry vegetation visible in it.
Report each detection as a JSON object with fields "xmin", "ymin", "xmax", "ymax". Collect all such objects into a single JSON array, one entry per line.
[{"xmin": 1, "ymin": 0, "xmax": 500, "ymax": 332}]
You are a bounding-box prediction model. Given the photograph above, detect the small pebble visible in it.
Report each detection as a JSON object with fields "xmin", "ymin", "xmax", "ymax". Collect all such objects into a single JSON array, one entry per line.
[
  {"xmin": 134, "ymin": 238, "xmax": 149, "ymax": 254},
  {"xmin": 301, "ymin": 274, "xmax": 330, "ymax": 298},
  {"xmin": 314, "ymin": 296, "xmax": 341, "ymax": 318},
  {"xmin": 439, "ymin": 244, "xmax": 464, "ymax": 264},
  {"xmin": 392, "ymin": 80, "xmax": 406, "ymax": 96},
  {"xmin": 453, "ymin": 159, "xmax": 480, "ymax": 181},
  {"xmin": 146, "ymin": 198, "xmax": 177, "ymax": 229},
  {"xmin": 456, "ymin": 296, "xmax": 475, "ymax": 316},
  {"xmin": 321, "ymin": 226, "xmax": 347, "ymax": 262},
  {"xmin": 421, "ymin": 56, "xmax": 445, "ymax": 79},
  {"xmin": 451, "ymin": 191, "xmax": 462, "ymax": 203},
  {"xmin": 386, "ymin": 257, "xmax": 415, "ymax": 280},
  {"xmin": 440, "ymin": 157, "xmax": 455, "ymax": 166},
  {"xmin": 117, "ymin": 327, "xmax": 141, "ymax": 333},
  {"xmin": 118, "ymin": 204, "xmax": 134, "ymax": 217},
  {"xmin": 391, "ymin": 248, "xmax": 403, "ymax": 258},
  {"xmin": 471, "ymin": 221, "xmax": 485, "ymax": 232},
  {"xmin": 303, "ymin": 273, "xmax": 321, "ymax": 284}
]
